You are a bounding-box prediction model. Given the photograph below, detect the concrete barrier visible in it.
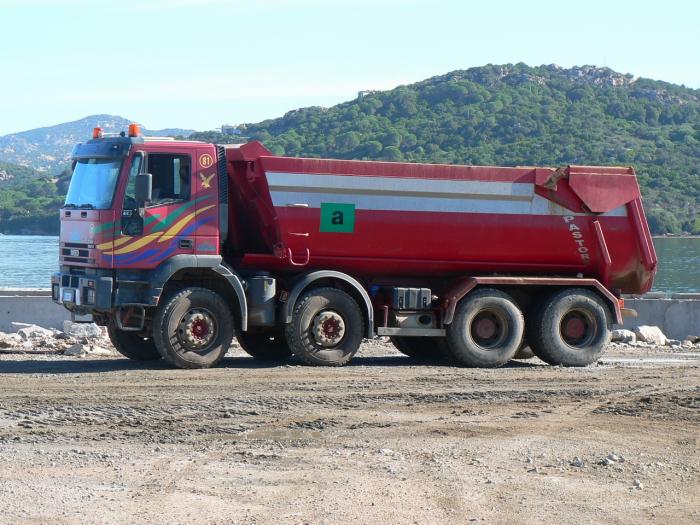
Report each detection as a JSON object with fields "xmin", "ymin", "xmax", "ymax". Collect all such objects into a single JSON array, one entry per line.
[
  {"xmin": 0, "ymin": 289, "xmax": 71, "ymax": 332},
  {"xmin": 620, "ymin": 293, "xmax": 700, "ymax": 340},
  {"xmin": 0, "ymin": 289, "xmax": 698, "ymax": 340}
]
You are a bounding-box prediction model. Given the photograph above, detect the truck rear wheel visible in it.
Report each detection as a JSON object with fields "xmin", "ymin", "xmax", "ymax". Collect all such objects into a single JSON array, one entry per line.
[
  {"xmin": 390, "ymin": 337, "xmax": 447, "ymax": 361},
  {"xmin": 446, "ymin": 288, "xmax": 524, "ymax": 367},
  {"xmin": 152, "ymin": 287, "xmax": 235, "ymax": 369},
  {"xmin": 527, "ymin": 288, "xmax": 611, "ymax": 367},
  {"xmin": 237, "ymin": 332, "xmax": 292, "ymax": 361},
  {"xmin": 286, "ymin": 287, "xmax": 363, "ymax": 366},
  {"xmin": 107, "ymin": 323, "xmax": 161, "ymax": 361}
]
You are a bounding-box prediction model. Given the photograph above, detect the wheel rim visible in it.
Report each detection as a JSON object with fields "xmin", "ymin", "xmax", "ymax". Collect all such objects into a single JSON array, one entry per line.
[
  {"xmin": 560, "ymin": 309, "xmax": 597, "ymax": 348},
  {"xmin": 470, "ymin": 309, "xmax": 509, "ymax": 349},
  {"xmin": 177, "ymin": 308, "xmax": 217, "ymax": 351},
  {"xmin": 311, "ymin": 310, "xmax": 346, "ymax": 347}
]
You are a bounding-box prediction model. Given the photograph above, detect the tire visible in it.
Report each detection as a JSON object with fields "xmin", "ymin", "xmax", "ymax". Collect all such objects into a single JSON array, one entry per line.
[
  {"xmin": 513, "ymin": 340, "xmax": 536, "ymax": 360},
  {"xmin": 390, "ymin": 337, "xmax": 447, "ymax": 361},
  {"xmin": 445, "ymin": 288, "xmax": 524, "ymax": 367},
  {"xmin": 107, "ymin": 323, "xmax": 161, "ymax": 361},
  {"xmin": 527, "ymin": 288, "xmax": 611, "ymax": 367},
  {"xmin": 285, "ymin": 287, "xmax": 364, "ymax": 366},
  {"xmin": 152, "ymin": 287, "xmax": 235, "ymax": 369},
  {"xmin": 237, "ymin": 332, "xmax": 292, "ymax": 361}
]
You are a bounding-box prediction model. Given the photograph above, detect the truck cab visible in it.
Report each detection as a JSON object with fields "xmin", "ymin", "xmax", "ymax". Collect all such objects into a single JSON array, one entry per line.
[{"xmin": 52, "ymin": 126, "xmax": 241, "ymax": 353}]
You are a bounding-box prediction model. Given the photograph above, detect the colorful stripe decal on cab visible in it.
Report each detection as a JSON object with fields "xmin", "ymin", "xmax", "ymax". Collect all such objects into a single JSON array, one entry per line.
[
  {"xmin": 98, "ymin": 197, "xmax": 213, "ymax": 254},
  {"xmin": 157, "ymin": 205, "xmax": 215, "ymax": 243},
  {"xmin": 104, "ymin": 216, "xmax": 215, "ymax": 266}
]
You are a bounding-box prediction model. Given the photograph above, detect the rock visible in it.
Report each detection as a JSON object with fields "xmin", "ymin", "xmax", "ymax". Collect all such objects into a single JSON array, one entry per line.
[
  {"xmin": 62, "ymin": 321, "xmax": 102, "ymax": 339},
  {"xmin": 64, "ymin": 343, "xmax": 113, "ymax": 357},
  {"xmin": 607, "ymin": 453, "xmax": 624, "ymax": 463},
  {"xmin": 0, "ymin": 332, "xmax": 22, "ymax": 348},
  {"xmin": 633, "ymin": 326, "xmax": 668, "ymax": 346},
  {"xmin": 87, "ymin": 345, "xmax": 113, "ymax": 356},
  {"xmin": 64, "ymin": 343, "xmax": 88, "ymax": 357},
  {"xmin": 15, "ymin": 324, "xmax": 54, "ymax": 341},
  {"xmin": 611, "ymin": 329, "xmax": 636, "ymax": 343},
  {"xmin": 666, "ymin": 339, "xmax": 681, "ymax": 346},
  {"xmin": 601, "ymin": 453, "xmax": 625, "ymax": 466},
  {"xmin": 633, "ymin": 479, "xmax": 643, "ymax": 489},
  {"xmin": 570, "ymin": 457, "xmax": 584, "ymax": 468}
]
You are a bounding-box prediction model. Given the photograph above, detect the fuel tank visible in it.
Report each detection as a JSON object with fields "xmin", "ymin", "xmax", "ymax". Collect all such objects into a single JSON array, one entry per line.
[{"xmin": 226, "ymin": 142, "xmax": 657, "ymax": 294}]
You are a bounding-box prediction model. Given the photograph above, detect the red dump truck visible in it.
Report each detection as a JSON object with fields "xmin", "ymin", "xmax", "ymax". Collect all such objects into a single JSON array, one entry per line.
[{"xmin": 53, "ymin": 124, "xmax": 657, "ymax": 369}]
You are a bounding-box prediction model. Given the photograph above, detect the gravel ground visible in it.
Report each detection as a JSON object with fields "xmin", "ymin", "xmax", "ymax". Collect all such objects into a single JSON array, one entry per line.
[{"xmin": 0, "ymin": 339, "xmax": 698, "ymax": 524}]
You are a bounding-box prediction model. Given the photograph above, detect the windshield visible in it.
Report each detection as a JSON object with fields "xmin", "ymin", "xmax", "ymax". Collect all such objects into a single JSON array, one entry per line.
[{"xmin": 64, "ymin": 158, "xmax": 122, "ymax": 209}]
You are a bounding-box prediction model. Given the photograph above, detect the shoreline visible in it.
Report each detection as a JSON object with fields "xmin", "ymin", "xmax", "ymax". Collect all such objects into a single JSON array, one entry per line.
[{"xmin": 652, "ymin": 234, "xmax": 700, "ymax": 239}]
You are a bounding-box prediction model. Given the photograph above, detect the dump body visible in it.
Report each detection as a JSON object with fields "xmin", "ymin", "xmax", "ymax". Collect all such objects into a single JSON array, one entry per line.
[{"xmin": 226, "ymin": 142, "xmax": 656, "ymax": 295}]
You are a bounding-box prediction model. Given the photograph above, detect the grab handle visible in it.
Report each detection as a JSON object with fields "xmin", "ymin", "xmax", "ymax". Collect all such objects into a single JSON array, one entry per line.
[{"xmin": 286, "ymin": 247, "xmax": 310, "ymax": 266}]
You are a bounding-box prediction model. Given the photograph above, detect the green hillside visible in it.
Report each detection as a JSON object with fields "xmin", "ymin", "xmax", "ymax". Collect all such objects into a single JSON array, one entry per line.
[
  {"xmin": 193, "ymin": 64, "xmax": 700, "ymax": 234},
  {"xmin": 0, "ymin": 162, "xmax": 68, "ymax": 234},
  {"xmin": 2, "ymin": 64, "xmax": 699, "ymax": 235}
]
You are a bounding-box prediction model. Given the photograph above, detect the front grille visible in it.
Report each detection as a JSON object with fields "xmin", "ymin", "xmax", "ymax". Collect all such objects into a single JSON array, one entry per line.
[
  {"xmin": 63, "ymin": 242, "xmax": 90, "ymax": 249},
  {"xmin": 62, "ymin": 256, "xmax": 92, "ymax": 264},
  {"xmin": 62, "ymin": 275, "xmax": 80, "ymax": 288}
]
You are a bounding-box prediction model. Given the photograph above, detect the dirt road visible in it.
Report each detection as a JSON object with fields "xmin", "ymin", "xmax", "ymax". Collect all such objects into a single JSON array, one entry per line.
[{"xmin": 0, "ymin": 340, "xmax": 698, "ymax": 524}]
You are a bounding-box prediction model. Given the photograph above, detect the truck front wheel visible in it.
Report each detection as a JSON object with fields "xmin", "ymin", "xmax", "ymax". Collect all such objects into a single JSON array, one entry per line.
[
  {"xmin": 446, "ymin": 288, "xmax": 524, "ymax": 367},
  {"xmin": 286, "ymin": 287, "xmax": 364, "ymax": 366},
  {"xmin": 527, "ymin": 288, "xmax": 611, "ymax": 367},
  {"xmin": 107, "ymin": 323, "xmax": 161, "ymax": 361},
  {"xmin": 152, "ymin": 287, "xmax": 235, "ymax": 369},
  {"xmin": 237, "ymin": 332, "xmax": 292, "ymax": 361}
]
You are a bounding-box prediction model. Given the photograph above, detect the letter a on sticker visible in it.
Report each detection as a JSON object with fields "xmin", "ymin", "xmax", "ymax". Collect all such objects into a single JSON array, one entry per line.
[{"xmin": 320, "ymin": 203, "xmax": 355, "ymax": 233}]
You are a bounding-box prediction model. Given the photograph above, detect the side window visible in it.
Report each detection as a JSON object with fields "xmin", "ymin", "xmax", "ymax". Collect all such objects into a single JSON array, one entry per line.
[
  {"xmin": 147, "ymin": 154, "xmax": 191, "ymax": 206},
  {"xmin": 123, "ymin": 153, "xmax": 143, "ymax": 209}
]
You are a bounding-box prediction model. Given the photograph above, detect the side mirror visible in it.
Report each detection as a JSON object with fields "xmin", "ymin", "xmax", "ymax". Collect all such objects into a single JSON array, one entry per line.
[{"xmin": 135, "ymin": 173, "xmax": 152, "ymax": 205}]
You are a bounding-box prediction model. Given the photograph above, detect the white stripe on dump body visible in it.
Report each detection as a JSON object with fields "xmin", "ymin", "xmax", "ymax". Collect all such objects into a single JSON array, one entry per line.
[{"xmin": 265, "ymin": 171, "xmax": 627, "ymax": 217}]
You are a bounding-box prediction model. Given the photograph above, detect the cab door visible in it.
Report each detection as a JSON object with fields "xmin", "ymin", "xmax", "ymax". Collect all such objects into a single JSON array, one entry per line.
[
  {"xmin": 193, "ymin": 145, "xmax": 220, "ymax": 255},
  {"xmin": 116, "ymin": 149, "xmax": 195, "ymax": 269}
]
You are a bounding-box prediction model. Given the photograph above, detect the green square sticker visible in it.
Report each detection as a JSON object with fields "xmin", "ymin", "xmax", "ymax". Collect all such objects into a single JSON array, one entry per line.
[{"xmin": 320, "ymin": 203, "xmax": 355, "ymax": 233}]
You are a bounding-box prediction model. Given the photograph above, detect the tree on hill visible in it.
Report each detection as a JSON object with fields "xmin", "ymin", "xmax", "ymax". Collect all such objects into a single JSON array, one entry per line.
[{"xmin": 3, "ymin": 64, "xmax": 700, "ymax": 235}]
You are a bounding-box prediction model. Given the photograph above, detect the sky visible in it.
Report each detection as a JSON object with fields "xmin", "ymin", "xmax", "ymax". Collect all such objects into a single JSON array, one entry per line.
[{"xmin": 0, "ymin": 0, "xmax": 698, "ymax": 135}]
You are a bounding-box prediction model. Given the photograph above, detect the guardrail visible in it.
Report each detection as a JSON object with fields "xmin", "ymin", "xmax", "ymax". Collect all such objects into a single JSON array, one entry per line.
[
  {"xmin": 0, "ymin": 289, "xmax": 70, "ymax": 332},
  {"xmin": 621, "ymin": 293, "xmax": 700, "ymax": 340}
]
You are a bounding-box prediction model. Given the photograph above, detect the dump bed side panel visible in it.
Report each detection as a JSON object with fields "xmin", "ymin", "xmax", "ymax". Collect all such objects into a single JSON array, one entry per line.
[{"xmin": 227, "ymin": 143, "xmax": 656, "ymax": 294}]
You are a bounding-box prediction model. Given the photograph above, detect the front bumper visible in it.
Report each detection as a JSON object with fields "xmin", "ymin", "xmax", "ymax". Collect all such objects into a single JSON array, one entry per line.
[{"xmin": 51, "ymin": 271, "xmax": 113, "ymax": 313}]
